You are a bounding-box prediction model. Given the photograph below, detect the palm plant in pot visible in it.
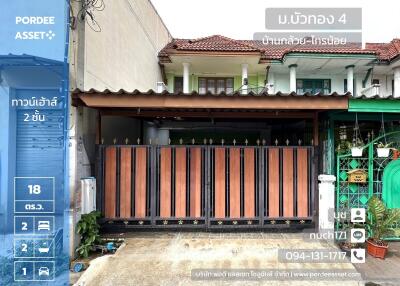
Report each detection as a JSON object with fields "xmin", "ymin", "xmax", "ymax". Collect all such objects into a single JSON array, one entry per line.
[{"xmin": 365, "ymin": 196, "xmax": 400, "ymax": 259}]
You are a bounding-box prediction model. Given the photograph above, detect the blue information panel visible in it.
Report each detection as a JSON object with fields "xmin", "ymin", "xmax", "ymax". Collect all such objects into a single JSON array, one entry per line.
[{"xmin": 0, "ymin": 1, "xmax": 69, "ymax": 285}]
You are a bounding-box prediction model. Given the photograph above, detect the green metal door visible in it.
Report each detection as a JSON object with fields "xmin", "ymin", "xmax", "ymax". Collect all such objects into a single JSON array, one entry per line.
[{"xmin": 383, "ymin": 160, "xmax": 400, "ymax": 209}]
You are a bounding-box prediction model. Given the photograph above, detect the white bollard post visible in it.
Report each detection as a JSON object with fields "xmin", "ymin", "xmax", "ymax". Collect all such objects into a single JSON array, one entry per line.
[{"xmin": 318, "ymin": 175, "xmax": 336, "ymax": 233}]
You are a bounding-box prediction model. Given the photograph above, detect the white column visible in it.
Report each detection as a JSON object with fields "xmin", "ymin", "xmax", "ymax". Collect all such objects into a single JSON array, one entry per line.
[
  {"xmin": 394, "ymin": 67, "xmax": 400, "ymax": 98},
  {"xmin": 318, "ymin": 175, "xmax": 336, "ymax": 233},
  {"xmin": 289, "ymin": 64, "xmax": 297, "ymax": 93},
  {"xmin": 241, "ymin": 64, "xmax": 248, "ymax": 94},
  {"xmin": 346, "ymin": 65, "xmax": 355, "ymax": 96},
  {"xmin": 183, "ymin": 63, "xmax": 190, "ymax": 93}
]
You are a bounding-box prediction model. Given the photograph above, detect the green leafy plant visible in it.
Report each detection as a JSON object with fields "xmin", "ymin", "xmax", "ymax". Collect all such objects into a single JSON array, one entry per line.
[
  {"xmin": 352, "ymin": 138, "xmax": 365, "ymax": 148},
  {"xmin": 366, "ymin": 196, "xmax": 400, "ymax": 244},
  {"xmin": 336, "ymin": 140, "xmax": 352, "ymax": 154},
  {"xmin": 375, "ymin": 141, "xmax": 393, "ymax": 148},
  {"xmin": 76, "ymin": 211, "xmax": 101, "ymax": 258}
]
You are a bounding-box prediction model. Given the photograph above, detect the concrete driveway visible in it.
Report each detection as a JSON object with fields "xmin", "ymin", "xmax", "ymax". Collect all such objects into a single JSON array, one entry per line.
[{"xmin": 75, "ymin": 232, "xmax": 363, "ymax": 286}]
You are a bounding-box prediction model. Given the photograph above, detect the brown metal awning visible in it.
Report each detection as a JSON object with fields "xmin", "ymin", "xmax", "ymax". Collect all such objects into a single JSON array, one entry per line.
[{"xmin": 72, "ymin": 89, "xmax": 349, "ymax": 110}]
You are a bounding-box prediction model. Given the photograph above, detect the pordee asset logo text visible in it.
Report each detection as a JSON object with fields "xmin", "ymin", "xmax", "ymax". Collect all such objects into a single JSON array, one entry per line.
[{"xmin": 14, "ymin": 16, "xmax": 56, "ymax": 40}]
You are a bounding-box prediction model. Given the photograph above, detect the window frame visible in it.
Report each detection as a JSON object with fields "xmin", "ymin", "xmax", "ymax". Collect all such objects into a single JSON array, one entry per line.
[
  {"xmin": 198, "ymin": 77, "xmax": 234, "ymax": 94},
  {"xmin": 296, "ymin": 78, "xmax": 331, "ymax": 95},
  {"xmin": 174, "ymin": 77, "xmax": 184, "ymax": 93}
]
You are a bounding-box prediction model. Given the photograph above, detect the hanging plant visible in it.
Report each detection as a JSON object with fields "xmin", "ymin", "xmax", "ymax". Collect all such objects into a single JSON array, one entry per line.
[
  {"xmin": 375, "ymin": 142, "xmax": 393, "ymax": 158},
  {"xmin": 351, "ymin": 114, "xmax": 364, "ymax": 157},
  {"xmin": 375, "ymin": 114, "xmax": 392, "ymax": 158}
]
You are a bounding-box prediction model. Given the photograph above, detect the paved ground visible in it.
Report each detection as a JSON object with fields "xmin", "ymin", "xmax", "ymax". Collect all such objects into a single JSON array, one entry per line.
[
  {"xmin": 74, "ymin": 232, "xmax": 364, "ymax": 286},
  {"xmin": 354, "ymin": 242, "xmax": 400, "ymax": 286}
]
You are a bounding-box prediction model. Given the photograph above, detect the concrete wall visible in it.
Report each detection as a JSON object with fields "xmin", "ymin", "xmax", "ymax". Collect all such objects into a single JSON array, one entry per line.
[
  {"xmin": 165, "ymin": 71, "xmax": 370, "ymax": 95},
  {"xmin": 70, "ymin": 0, "xmax": 172, "ymax": 91},
  {"xmin": 165, "ymin": 73, "xmax": 264, "ymax": 93},
  {"xmin": 165, "ymin": 67, "xmax": 395, "ymax": 97},
  {"xmin": 68, "ymin": 0, "xmax": 171, "ymax": 256},
  {"xmin": 68, "ymin": 105, "xmax": 97, "ymax": 256},
  {"xmin": 274, "ymin": 73, "xmax": 350, "ymax": 94}
]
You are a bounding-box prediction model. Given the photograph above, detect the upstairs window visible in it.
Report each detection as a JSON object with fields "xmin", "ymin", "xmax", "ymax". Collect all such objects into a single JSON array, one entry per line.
[
  {"xmin": 296, "ymin": 79, "xmax": 331, "ymax": 95},
  {"xmin": 174, "ymin": 77, "xmax": 183, "ymax": 93},
  {"xmin": 199, "ymin": 77, "xmax": 234, "ymax": 94}
]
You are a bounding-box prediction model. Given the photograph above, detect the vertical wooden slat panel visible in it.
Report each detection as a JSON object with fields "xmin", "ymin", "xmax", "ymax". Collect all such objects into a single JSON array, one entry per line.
[
  {"xmin": 283, "ymin": 148, "xmax": 294, "ymax": 217},
  {"xmin": 160, "ymin": 148, "xmax": 172, "ymax": 217},
  {"xmin": 104, "ymin": 147, "xmax": 117, "ymax": 218},
  {"xmin": 229, "ymin": 148, "xmax": 241, "ymax": 218},
  {"xmin": 135, "ymin": 147, "xmax": 147, "ymax": 218},
  {"xmin": 175, "ymin": 148, "xmax": 186, "ymax": 218},
  {"xmin": 120, "ymin": 147, "xmax": 132, "ymax": 218},
  {"xmin": 297, "ymin": 148, "xmax": 309, "ymax": 217},
  {"xmin": 190, "ymin": 148, "xmax": 201, "ymax": 217},
  {"xmin": 268, "ymin": 148, "xmax": 280, "ymax": 217},
  {"xmin": 214, "ymin": 148, "xmax": 226, "ymax": 218},
  {"xmin": 244, "ymin": 148, "xmax": 255, "ymax": 218}
]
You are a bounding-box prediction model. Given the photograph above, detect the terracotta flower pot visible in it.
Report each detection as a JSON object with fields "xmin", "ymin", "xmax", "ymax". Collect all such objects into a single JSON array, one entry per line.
[{"xmin": 366, "ymin": 239, "xmax": 388, "ymax": 259}]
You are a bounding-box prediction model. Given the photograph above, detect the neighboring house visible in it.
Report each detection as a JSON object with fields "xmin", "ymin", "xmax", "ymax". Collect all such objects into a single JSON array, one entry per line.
[
  {"xmin": 0, "ymin": 55, "xmax": 65, "ymax": 235},
  {"xmin": 72, "ymin": 33, "xmax": 400, "ymax": 233}
]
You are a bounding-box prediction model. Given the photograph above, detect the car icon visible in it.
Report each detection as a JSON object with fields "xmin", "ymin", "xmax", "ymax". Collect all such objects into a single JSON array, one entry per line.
[
  {"xmin": 38, "ymin": 266, "xmax": 50, "ymax": 276},
  {"xmin": 37, "ymin": 221, "xmax": 50, "ymax": 231}
]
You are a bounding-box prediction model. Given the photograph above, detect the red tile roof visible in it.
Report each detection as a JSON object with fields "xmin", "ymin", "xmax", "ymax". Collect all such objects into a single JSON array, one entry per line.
[
  {"xmin": 159, "ymin": 35, "xmax": 400, "ymax": 62},
  {"xmin": 365, "ymin": 39, "xmax": 400, "ymax": 61},
  {"xmin": 176, "ymin": 35, "xmax": 259, "ymax": 52}
]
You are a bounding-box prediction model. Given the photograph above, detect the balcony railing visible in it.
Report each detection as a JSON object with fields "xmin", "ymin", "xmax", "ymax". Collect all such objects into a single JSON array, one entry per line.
[
  {"xmin": 360, "ymin": 84, "xmax": 381, "ymax": 98},
  {"xmin": 235, "ymin": 84, "xmax": 271, "ymax": 94}
]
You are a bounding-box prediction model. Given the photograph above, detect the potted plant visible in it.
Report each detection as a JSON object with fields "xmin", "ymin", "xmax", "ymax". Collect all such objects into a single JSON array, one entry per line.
[
  {"xmin": 351, "ymin": 139, "xmax": 365, "ymax": 157},
  {"xmin": 336, "ymin": 140, "xmax": 352, "ymax": 155},
  {"xmin": 365, "ymin": 196, "xmax": 400, "ymax": 259},
  {"xmin": 337, "ymin": 221, "xmax": 363, "ymax": 256},
  {"xmin": 375, "ymin": 142, "xmax": 393, "ymax": 158},
  {"xmin": 76, "ymin": 211, "xmax": 101, "ymax": 258}
]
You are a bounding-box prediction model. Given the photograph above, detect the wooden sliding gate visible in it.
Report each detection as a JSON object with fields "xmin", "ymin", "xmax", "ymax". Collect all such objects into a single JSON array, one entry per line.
[{"xmin": 97, "ymin": 145, "xmax": 316, "ymax": 230}]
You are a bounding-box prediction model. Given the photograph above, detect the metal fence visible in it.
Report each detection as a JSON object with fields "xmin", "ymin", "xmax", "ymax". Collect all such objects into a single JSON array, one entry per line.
[
  {"xmin": 336, "ymin": 131, "xmax": 400, "ymax": 239},
  {"xmin": 96, "ymin": 144, "xmax": 316, "ymax": 231}
]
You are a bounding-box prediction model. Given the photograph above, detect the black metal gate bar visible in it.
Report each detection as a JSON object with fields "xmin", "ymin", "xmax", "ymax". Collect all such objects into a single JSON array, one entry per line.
[{"xmin": 97, "ymin": 145, "xmax": 317, "ymax": 231}]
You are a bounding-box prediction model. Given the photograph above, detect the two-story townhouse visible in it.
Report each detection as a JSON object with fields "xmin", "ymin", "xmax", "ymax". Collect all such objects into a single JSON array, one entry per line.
[{"xmin": 73, "ymin": 34, "xmax": 400, "ymax": 232}]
